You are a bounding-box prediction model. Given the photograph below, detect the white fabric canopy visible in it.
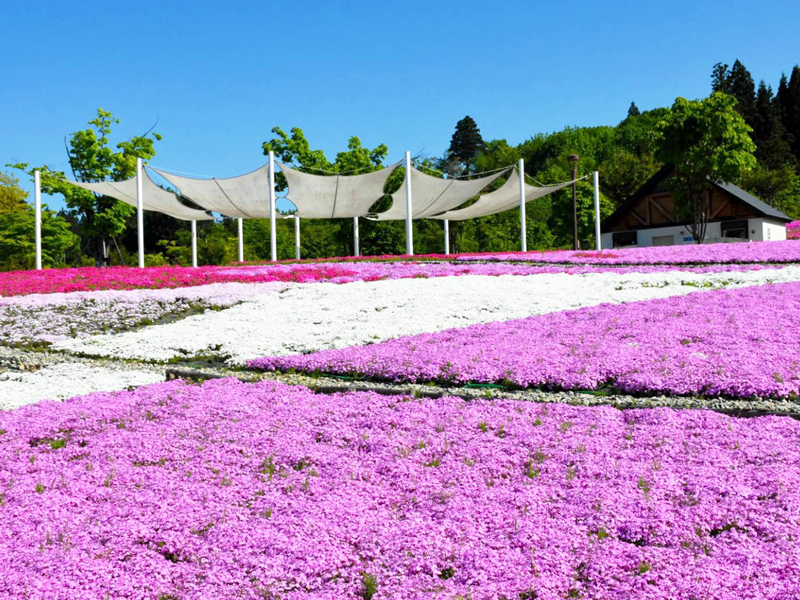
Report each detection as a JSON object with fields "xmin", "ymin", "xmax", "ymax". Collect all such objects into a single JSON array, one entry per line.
[
  {"xmin": 280, "ymin": 162, "xmax": 400, "ymax": 219},
  {"xmin": 431, "ymin": 168, "xmax": 579, "ymax": 221},
  {"xmin": 68, "ymin": 171, "xmax": 213, "ymax": 221},
  {"xmin": 151, "ymin": 165, "xmax": 271, "ymax": 219},
  {"xmin": 374, "ymin": 166, "xmax": 506, "ymax": 221}
]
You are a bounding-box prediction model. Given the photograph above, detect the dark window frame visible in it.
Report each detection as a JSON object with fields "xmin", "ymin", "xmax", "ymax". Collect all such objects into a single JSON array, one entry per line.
[
  {"xmin": 721, "ymin": 219, "xmax": 749, "ymax": 239},
  {"xmin": 612, "ymin": 231, "xmax": 638, "ymax": 248}
]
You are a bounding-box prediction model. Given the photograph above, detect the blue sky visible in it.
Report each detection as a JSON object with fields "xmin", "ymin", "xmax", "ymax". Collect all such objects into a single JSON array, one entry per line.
[{"xmin": 3, "ymin": 0, "xmax": 800, "ymax": 211}]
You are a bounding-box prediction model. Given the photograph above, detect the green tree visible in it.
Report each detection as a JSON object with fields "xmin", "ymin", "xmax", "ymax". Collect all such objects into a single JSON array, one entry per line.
[
  {"xmin": 11, "ymin": 109, "xmax": 162, "ymax": 264},
  {"xmin": 447, "ymin": 116, "xmax": 484, "ymax": 175},
  {"xmin": 776, "ymin": 66, "xmax": 800, "ymax": 160},
  {"xmin": 655, "ymin": 93, "xmax": 757, "ymax": 243},
  {"xmin": 0, "ymin": 172, "xmax": 29, "ymax": 213},
  {"xmin": 740, "ymin": 164, "xmax": 800, "ymax": 219},
  {"xmin": 726, "ymin": 60, "xmax": 757, "ymax": 130},
  {"xmin": 0, "ymin": 208, "xmax": 77, "ymax": 271},
  {"xmin": 627, "ymin": 102, "xmax": 641, "ymax": 117},
  {"xmin": 711, "ymin": 62, "xmax": 731, "ymax": 94},
  {"xmin": 262, "ymin": 126, "xmax": 398, "ymax": 256},
  {"xmin": 753, "ymin": 81, "xmax": 791, "ymax": 168},
  {"xmin": 0, "ymin": 173, "xmax": 77, "ymax": 269}
]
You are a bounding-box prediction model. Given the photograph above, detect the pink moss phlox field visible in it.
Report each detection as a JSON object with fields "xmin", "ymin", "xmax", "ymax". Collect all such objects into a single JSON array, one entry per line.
[
  {"xmin": 251, "ymin": 282, "xmax": 800, "ymax": 399},
  {"xmin": 0, "ymin": 261, "xmax": 775, "ymax": 297},
  {"xmin": 788, "ymin": 221, "xmax": 800, "ymax": 240},
  {"xmin": 1, "ymin": 378, "xmax": 799, "ymax": 599},
  {"xmin": 460, "ymin": 239, "xmax": 800, "ymax": 265}
]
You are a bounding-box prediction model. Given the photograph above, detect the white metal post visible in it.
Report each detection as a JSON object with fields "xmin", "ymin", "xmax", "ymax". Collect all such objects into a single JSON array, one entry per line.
[
  {"xmin": 191, "ymin": 220, "xmax": 198, "ymax": 267},
  {"xmin": 237, "ymin": 217, "xmax": 244, "ymax": 262},
  {"xmin": 519, "ymin": 159, "xmax": 527, "ymax": 252},
  {"xmin": 593, "ymin": 170, "xmax": 601, "ymax": 251},
  {"xmin": 136, "ymin": 158, "xmax": 145, "ymax": 268},
  {"xmin": 404, "ymin": 151, "xmax": 413, "ymax": 256},
  {"xmin": 444, "ymin": 220, "xmax": 450, "ymax": 255},
  {"xmin": 294, "ymin": 215, "xmax": 301, "ymax": 260},
  {"xmin": 269, "ymin": 151, "xmax": 277, "ymax": 261},
  {"xmin": 353, "ymin": 216, "xmax": 360, "ymax": 257},
  {"xmin": 34, "ymin": 170, "xmax": 42, "ymax": 270}
]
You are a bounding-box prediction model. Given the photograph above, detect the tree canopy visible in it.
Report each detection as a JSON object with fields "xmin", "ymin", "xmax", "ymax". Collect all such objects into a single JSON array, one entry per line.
[
  {"xmin": 0, "ymin": 173, "xmax": 77, "ymax": 270},
  {"xmin": 447, "ymin": 116, "xmax": 484, "ymax": 174},
  {"xmin": 10, "ymin": 109, "xmax": 162, "ymax": 263},
  {"xmin": 655, "ymin": 92, "xmax": 757, "ymax": 242}
]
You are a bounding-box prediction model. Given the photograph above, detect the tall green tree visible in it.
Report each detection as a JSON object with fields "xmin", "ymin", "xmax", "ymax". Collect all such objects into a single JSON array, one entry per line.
[
  {"xmin": 627, "ymin": 102, "xmax": 641, "ymax": 117},
  {"xmin": 753, "ymin": 81, "xmax": 791, "ymax": 168},
  {"xmin": 655, "ymin": 93, "xmax": 757, "ymax": 243},
  {"xmin": 447, "ymin": 116, "xmax": 484, "ymax": 175},
  {"xmin": 11, "ymin": 109, "xmax": 162, "ymax": 264},
  {"xmin": 776, "ymin": 66, "xmax": 800, "ymax": 160},
  {"xmin": 711, "ymin": 62, "xmax": 731, "ymax": 94}
]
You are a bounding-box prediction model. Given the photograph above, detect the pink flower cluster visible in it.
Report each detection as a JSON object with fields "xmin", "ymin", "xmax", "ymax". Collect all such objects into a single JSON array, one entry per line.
[
  {"xmin": 1, "ymin": 378, "xmax": 798, "ymax": 599},
  {"xmin": 251, "ymin": 282, "xmax": 800, "ymax": 399},
  {"xmin": 461, "ymin": 239, "xmax": 800, "ymax": 265},
  {"xmin": 788, "ymin": 221, "xmax": 800, "ymax": 240},
  {"xmin": 0, "ymin": 261, "xmax": 771, "ymax": 297}
]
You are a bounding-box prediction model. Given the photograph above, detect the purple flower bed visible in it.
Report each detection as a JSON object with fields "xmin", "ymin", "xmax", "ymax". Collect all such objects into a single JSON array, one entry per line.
[
  {"xmin": 251, "ymin": 282, "xmax": 800, "ymax": 399},
  {"xmin": 1, "ymin": 378, "xmax": 799, "ymax": 599},
  {"xmin": 460, "ymin": 239, "xmax": 800, "ymax": 265}
]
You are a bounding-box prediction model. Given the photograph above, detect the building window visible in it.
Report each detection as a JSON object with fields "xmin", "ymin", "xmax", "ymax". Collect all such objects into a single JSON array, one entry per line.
[
  {"xmin": 721, "ymin": 220, "xmax": 748, "ymax": 239},
  {"xmin": 612, "ymin": 231, "xmax": 637, "ymax": 248},
  {"xmin": 652, "ymin": 235, "xmax": 674, "ymax": 246}
]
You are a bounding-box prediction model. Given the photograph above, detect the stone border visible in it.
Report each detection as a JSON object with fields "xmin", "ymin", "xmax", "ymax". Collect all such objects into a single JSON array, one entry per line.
[{"xmin": 164, "ymin": 368, "xmax": 800, "ymax": 420}]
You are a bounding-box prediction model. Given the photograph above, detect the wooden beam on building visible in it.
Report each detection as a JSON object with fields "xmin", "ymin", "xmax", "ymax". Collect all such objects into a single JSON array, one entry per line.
[
  {"xmin": 649, "ymin": 198, "xmax": 675, "ymax": 222},
  {"xmin": 709, "ymin": 198, "xmax": 730, "ymax": 221}
]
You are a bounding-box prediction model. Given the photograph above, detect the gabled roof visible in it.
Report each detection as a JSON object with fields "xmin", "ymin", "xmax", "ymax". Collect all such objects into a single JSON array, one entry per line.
[
  {"xmin": 714, "ymin": 180, "xmax": 791, "ymax": 221},
  {"xmin": 601, "ymin": 164, "xmax": 792, "ymax": 231}
]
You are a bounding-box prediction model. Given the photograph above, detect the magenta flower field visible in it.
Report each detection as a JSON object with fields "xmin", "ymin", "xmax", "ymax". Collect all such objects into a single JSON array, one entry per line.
[
  {"xmin": 0, "ymin": 260, "xmax": 773, "ymax": 297},
  {"xmin": 251, "ymin": 282, "xmax": 800, "ymax": 399},
  {"xmin": 1, "ymin": 378, "xmax": 799, "ymax": 599},
  {"xmin": 463, "ymin": 239, "xmax": 800, "ymax": 265}
]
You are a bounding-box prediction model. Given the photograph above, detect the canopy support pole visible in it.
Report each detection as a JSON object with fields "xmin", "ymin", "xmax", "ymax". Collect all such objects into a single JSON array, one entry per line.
[
  {"xmin": 136, "ymin": 158, "xmax": 145, "ymax": 268},
  {"xmin": 191, "ymin": 220, "xmax": 198, "ymax": 267},
  {"xmin": 269, "ymin": 151, "xmax": 277, "ymax": 262},
  {"xmin": 353, "ymin": 216, "xmax": 360, "ymax": 257},
  {"xmin": 519, "ymin": 159, "xmax": 527, "ymax": 252},
  {"xmin": 593, "ymin": 170, "xmax": 601, "ymax": 251},
  {"xmin": 444, "ymin": 219, "xmax": 450, "ymax": 255},
  {"xmin": 405, "ymin": 151, "xmax": 413, "ymax": 256},
  {"xmin": 34, "ymin": 170, "xmax": 42, "ymax": 270},
  {"xmin": 237, "ymin": 217, "xmax": 244, "ymax": 262},
  {"xmin": 294, "ymin": 215, "xmax": 301, "ymax": 259}
]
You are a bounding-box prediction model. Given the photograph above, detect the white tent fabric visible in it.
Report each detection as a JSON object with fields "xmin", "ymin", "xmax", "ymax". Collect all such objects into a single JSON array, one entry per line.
[
  {"xmin": 151, "ymin": 165, "xmax": 271, "ymax": 219},
  {"xmin": 279, "ymin": 161, "xmax": 400, "ymax": 219},
  {"xmin": 431, "ymin": 168, "xmax": 579, "ymax": 221},
  {"xmin": 373, "ymin": 166, "xmax": 506, "ymax": 221},
  {"xmin": 68, "ymin": 171, "xmax": 214, "ymax": 221}
]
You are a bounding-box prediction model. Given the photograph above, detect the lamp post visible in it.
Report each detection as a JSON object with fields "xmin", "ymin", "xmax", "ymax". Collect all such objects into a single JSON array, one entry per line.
[{"xmin": 568, "ymin": 154, "xmax": 580, "ymax": 250}]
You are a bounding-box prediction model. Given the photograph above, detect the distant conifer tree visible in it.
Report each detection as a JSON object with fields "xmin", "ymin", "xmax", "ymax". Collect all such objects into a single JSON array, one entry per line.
[
  {"xmin": 726, "ymin": 60, "xmax": 758, "ymax": 130},
  {"xmin": 627, "ymin": 102, "xmax": 641, "ymax": 117},
  {"xmin": 753, "ymin": 81, "xmax": 791, "ymax": 167},
  {"xmin": 447, "ymin": 116, "xmax": 485, "ymax": 175}
]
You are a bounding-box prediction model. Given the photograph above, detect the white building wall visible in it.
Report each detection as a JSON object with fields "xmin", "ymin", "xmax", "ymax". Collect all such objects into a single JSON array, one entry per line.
[
  {"xmin": 762, "ymin": 219, "xmax": 787, "ymax": 241},
  {"xmin": 602, "ymin": 218, "xmax": 786, "ymax": 249}
]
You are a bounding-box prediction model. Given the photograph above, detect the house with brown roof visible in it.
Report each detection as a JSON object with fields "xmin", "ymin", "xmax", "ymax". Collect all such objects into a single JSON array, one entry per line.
[{"xmin": 600, "ymin": 165, "xmax": 792, "ymax": 248}]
